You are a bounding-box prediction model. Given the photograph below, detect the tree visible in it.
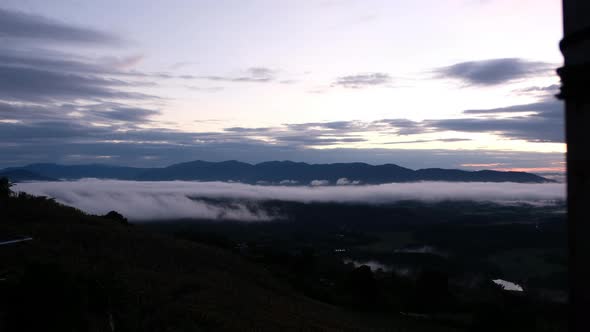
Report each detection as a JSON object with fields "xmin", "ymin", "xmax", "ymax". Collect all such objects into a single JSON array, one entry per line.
[
  {"xmin": 103, "ymin": 211, "xmax": 128, "ymax": 224},
  {"xmin": 344, "ymin": 265, "xmax": 378, "ymax": 310},
  {"xmin": 412, "ymin": 269, "xmax": 449, "ymax": 313},
  {"xmin": 0, "ymin": 177, "xmax": 13, "ymax": 200}
]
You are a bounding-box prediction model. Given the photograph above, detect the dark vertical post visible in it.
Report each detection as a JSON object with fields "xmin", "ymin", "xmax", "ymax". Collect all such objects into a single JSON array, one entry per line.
[{"xmin": 558, "ymin": 1, "xmax": 590, "ymax": 330}]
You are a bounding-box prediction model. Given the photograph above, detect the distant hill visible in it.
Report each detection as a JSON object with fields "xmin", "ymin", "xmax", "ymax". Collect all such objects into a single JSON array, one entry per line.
[
  {"xmin": 1, "ymin": 163, "xmax": 146, "ymax": 180},
  {"xmin": 0, "ymin": 169, "xmax": 57, "ymax": 182},
  {"xmin": 1, "ymin": 160, "xmax": 552, "ymax": 184}
]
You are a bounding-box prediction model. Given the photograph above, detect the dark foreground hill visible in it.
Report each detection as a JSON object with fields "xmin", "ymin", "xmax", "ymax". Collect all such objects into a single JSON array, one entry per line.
[
  {"xmin": 2, "ymin": 160, "xmax": 552, "ymax": 183},
  {"xmin": 0, "ymin": 183, "xmax": 454, "ymax": 331}
]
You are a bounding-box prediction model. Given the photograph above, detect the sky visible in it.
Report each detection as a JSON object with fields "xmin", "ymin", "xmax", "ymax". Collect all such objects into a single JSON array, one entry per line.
[{"xmin": 0, "ymin": 0, "xmax": 565, "ymax": 172}]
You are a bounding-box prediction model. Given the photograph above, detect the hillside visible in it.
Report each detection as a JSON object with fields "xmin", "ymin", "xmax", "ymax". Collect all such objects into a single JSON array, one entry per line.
[
  {"xmin": 0, "ymin": 183, "xmax": 455, "ymax": 331},
  {"xmin": 2, "ymin": 160, "xmax": 552, "ymax": 183}
]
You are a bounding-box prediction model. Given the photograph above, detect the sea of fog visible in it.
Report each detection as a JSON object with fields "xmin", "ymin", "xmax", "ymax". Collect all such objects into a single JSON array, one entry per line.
[{"xmin": 14, "ymin": 180, "xmax": 566, "ymax": 221}]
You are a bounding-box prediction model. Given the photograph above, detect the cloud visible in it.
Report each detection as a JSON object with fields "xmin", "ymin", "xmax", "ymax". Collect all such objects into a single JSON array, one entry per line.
[
  {"xmin": 0, "ymin": 103, "xmax": 565, "ymax": 171},
  {"xmin": 90, "ymin": 106, "xmax": 160, "ymax": 122},
  {"xmin": 99, "ymin": 55, "xmax": 144, "ymax": 69},
  {"xmin": 0, "ymin": 53, "xmax": 564, "ymax": 172},
  {"xmin": 436, "ymin": 58, "xmax": 554, "ymax": 86},
  {"xmin": 248, "ymin": 67, "xmax": 274, "ymax": 78},
  {"xmin": 371, "ymin": 119, "xmax": 425, "ymax": 135},
  {"xmin": 515, "ymin": 84, "xmax": 560, "ymax": 95},
  {"xmin": 0, "ymin": 65, "xmax": 152, "ymax": 102},
  {"xmin": 0, "ymin": 48, "xmax": 192, "ymax": 82},
  {"xmin": 0, "ymin": 120, "xmax": 109, "ymax": 141},
  {"xmin": 310, "ymin": 180, "xmax": 330, "ymax": 186},
  {"xmin": 0, "ymin": 23, "xmax": 160, "ymax": 134},
  {"xmin": 0, "ymin": 8, "xmax": 122, "ymax": 45},
  {"xmin": 0, "ymin": 126, "xmax": 564, "ymax": 172},
  {"xmin": 286, "ymin": 121, "xmax": 364, "ymax": 131},
  {"xmin": 384, "ymin": 138, "xmax": 471, "ymax": 145},
  {"xmin": 169, "ymin": 61, "xmax": 197, "ymax": 70},
  {"xmin": 14, "ymin": 180, "xmax": 565, "ymax": 221},
  {"xmin": 14, "ymin": 180, "xmax": 274, "ymax": 221},
  {"xmin": 187, "ymin": 86, "xmax": 225, "ymax": 92},
  {"xmin": 200, "ymin": 67, "xmax": 276, "ymax": 83},
  {"xmin": 332, "ymin": 72, "xmax": 392, "ymax": 88},
  {"xmin": 224, "ymin": 126, "xmax": 274, "ymax": 133},
  {"xmin": 429, "ymin": 117, "xmax": 560, "ymax": 142},
  {"xmin": 461, "ymin": 99, "xmax": 560, "ymax": 117},
  {"xmin": 428, "ymin": 98, "xmax": 564, "ymax": 142},
  {"xmin": 0, "ymin": 49, "xmax": 119, "ymax": 75},
  {"xmin": 274, "ymin": 135, "xmax": 366, "ymax": 146},
  {"xmin": 0, "ymin": 102, "xmax": 160, "ymax": 126},
  {"xmin": 336, "ymin": 178, "xmax": 360, "ymax": 185},
  {"xmin": 222, "ymin": 121, "xmax": 372, "ymax": 147},
  {"xmin": 0, "ymin": 35, "xmax": 156, "ymax": 104},
  {"xmin": 279, "ymin": 180, "xmax": 299, "ymax": 185},
  {"xmin": 336, "ymin": 178, "xmax": 351, "ymax": 185}
]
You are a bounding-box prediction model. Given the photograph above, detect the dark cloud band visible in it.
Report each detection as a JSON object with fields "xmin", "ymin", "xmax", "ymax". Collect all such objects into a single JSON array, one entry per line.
[
  {"xmin": 0, "ymin": 8, "xmax": 122, "ymax": 45},
  {"xmin": 436, "ymin": 58, "xmax": 554, "ymax": 86}
]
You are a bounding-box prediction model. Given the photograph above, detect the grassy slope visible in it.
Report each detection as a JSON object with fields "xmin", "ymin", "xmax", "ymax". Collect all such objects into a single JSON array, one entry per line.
[{"xmin": 0, "ymin": 194, "xmax": 455, "ymax": 332}]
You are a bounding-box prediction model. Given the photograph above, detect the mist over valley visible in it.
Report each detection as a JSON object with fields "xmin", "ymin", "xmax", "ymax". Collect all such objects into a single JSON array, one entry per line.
[{"xmin": 14, "ymin": 179, "xmax": 565, "ymax": 221}]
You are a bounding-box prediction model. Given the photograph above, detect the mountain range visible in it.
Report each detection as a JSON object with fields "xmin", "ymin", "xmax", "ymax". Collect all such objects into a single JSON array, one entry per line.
[{"xmin": 0, "ymin": 160, "xmax": 552, "ymax": 184}]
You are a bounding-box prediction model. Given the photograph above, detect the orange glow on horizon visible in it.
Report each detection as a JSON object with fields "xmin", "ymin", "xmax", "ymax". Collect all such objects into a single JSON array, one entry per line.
[
  {"xmin": 491, "ymin": 167, "xmax": 565, "ymax": 173},
  {"xmin": 461, "ymin": 163, "xmax": 505, "ymax": 167}
]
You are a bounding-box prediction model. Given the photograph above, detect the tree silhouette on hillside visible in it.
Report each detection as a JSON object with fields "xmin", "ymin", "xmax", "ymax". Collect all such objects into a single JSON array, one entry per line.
[{"xmin": 1, "ymin": 177, "xmax": 13, "ymax": 201}]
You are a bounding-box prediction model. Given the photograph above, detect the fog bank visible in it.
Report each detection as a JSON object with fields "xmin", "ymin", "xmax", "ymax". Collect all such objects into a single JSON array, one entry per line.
[{"xmin": 14, "ymin": 180, "xmax": 565, "ymax": 221}]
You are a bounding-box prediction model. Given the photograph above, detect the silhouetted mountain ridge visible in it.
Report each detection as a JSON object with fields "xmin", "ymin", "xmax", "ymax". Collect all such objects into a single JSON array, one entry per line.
[
  {"xmin": 2, "ymin": 160, "xmax": 552, "ymax": 183},
  {"xmin": 2, "ymin": 163, "xmax": 146, "ymax": 181},
  {"xmin": 0, "ymin": 169, "xmax": 57, "ymax": 182}
]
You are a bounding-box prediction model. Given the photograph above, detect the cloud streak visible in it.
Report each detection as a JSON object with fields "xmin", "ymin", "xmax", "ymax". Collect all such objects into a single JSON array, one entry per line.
[
  {"xmin": 428, "ymin": 98, "xmax": 564, "ymax": 142},
  {"xmin": 332, "ymin": 72, "xmax": 392, "ymax": 88},
  {"xmin": 14, "ymin": 180, "xmax": 565, "ymax": 221},
  {"xmin": 0, "ymin": 65, "xmax": 152, "ymax": 102},
  {"xmin": 199, "ymin": 67, "xmax": 276, "ymax": 83},
  {"xmin": 436, "ymin": 58, "xmax": 554, "ymax": 86},
  {"xmin": 0, "ymin": 8, "xmax": 122, "ymax": 45}
]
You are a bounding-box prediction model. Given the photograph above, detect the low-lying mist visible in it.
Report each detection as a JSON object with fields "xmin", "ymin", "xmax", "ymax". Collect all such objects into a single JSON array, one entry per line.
[{"xmin": 14, "ymin": 180, "xmax": 565, "ymax": 221}]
